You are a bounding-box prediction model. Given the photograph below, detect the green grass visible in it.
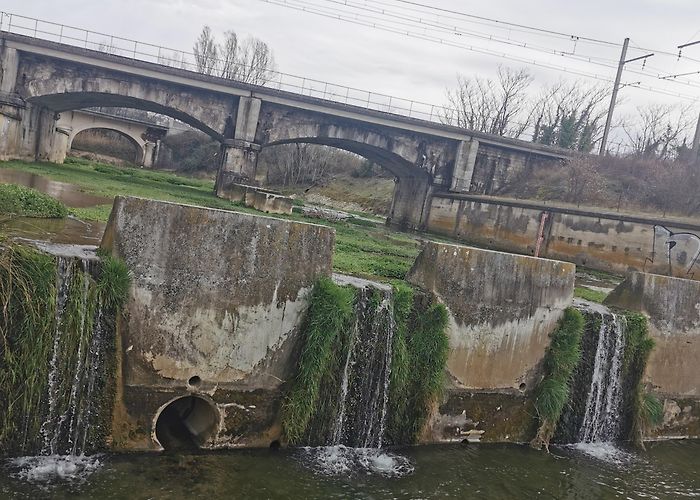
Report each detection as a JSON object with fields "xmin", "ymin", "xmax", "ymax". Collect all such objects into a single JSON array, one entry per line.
[
  {"xmin": 574, "ymin": 286, "xmax": 608, "ymax": 304},
  {"xmin": 530, "ymin": 307, "xmax": 584, "ymax": 450},
  {"xmin": 280, "ymin": 278, "xmax": 356, "ymax": 444},
  {"xmin": 0, "ymin": 240, "xmax": 131, "ymax": 455},
  {"xmin": 0, "ymin": 243, "xmax": 57, "ymax": 455},
  {"xmin": 386, "ymin": 285, "xmax": 450, "ymax": 445},
  {"xmin": 1, "ymin": 159, "xmax": 425, "ymax": 282},
  {"xmin": 0, "ymin": 184, "xmax": 67, "ymax": 218},
  {"xmin": 623, "ymin": 312, "xmax": 659, "ymax": 448}
]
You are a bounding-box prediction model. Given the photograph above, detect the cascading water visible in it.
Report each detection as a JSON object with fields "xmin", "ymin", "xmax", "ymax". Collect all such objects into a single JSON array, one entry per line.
[
  {"xmin": 302, "ymin": 281, "xmax": 413, "ymax": 477},
  {"xmin": 4, "ymin": 245, "xmax": 120, "ymax": 482},
  {"xmin": 555, "ymin": 301, "xmax": 635, "ymax": 459},
  {"xmin": 331, "ymin": 286, "xmax": 395, "ymax": 449},
  {"xmin": 578, "ymin": 312, "xmax": 626, "ymax": 443}
]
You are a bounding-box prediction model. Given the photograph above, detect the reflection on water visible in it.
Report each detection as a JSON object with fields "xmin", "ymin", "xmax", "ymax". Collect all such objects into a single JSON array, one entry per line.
[
  {"xmin": 0, "ymin": 216, "xmax": 105, "ymax": 246},
  {"xmin": 0, "ymin": 169, "xmax": 110, "ymax": 208},
  {"xmin": 2, "ymin": 442, "xmax": 698, "ymax": 499}
]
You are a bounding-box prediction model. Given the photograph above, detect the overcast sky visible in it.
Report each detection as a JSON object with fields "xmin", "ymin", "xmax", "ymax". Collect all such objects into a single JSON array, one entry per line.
[{"xmin": 3, "ymin": 0, "xmax": 699, "ymax": 144}]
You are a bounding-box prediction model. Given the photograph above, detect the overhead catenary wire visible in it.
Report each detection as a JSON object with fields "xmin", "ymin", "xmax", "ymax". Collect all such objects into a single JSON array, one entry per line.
[
  {"xmin": 261, "ymin": 0, "xmax": 700, "ymax": 102},
  {"xmin": 294, "ymin": 0, "xmax": 700, "ymax": 90}
]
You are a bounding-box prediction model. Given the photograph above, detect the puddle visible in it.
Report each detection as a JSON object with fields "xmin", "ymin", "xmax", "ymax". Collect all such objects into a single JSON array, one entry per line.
[{"xmin": 0, "ymin": 169, "xmax": 111, "ymax": 207}]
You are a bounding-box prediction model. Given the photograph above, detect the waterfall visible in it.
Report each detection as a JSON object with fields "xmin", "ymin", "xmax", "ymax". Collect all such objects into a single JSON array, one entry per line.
[
  {"xmin": 330, "ymin": 286, "xmax": 395, "ymax": 448},
  {"xmin": 38, "ymin": 252, "xmax": 111, "ymax": 457},
  {"xmin": 578, "ymin": 312, "xmax": 626, "ymax": 443},
  {"xmin": 557, "ymin": 302, "xmax": 630, "ymax": 445}
]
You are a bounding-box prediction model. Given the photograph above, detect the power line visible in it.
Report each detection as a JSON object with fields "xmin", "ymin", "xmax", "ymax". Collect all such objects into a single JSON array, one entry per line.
[{"xmin": 263, "ymin": 0, "xmax": 700, "ymax": 101}]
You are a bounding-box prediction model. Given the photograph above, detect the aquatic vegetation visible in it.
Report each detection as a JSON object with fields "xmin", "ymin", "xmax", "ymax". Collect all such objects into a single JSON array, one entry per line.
[
  {"xmin": 386, "ymin": 288, "xmax": 449, "ymax": 445},
  {"xmin": 530, "ymin": 307, "xmax": 584, "ymax": 450},
  {"xmin": 280, "ymin": 278, "xmax": 355, "ymax": 444},
  {"xmin": 0, "ymin": 241, "xmax": 130, "ymax": 456},
  {"xmin": 0, "ymin": 243, "xmax": 57, "ymax": 454},
  {"xmin": 0, "ymin": 184, "xmax": 67, "ymax": 218},
  {"xmin": 623, "ymin": 312, "xmax": 659, "ymax": 448},
  {"xmin": 282, "ymin": 277, "xmax": 449, "ymax": 447}
]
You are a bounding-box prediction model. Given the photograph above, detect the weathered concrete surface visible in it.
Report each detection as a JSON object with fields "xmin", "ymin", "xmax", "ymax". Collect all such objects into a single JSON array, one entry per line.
[
  {"xmin": 407, "ymin": 242, "xmax": 575, "ymax": 392},
  {"xmin": 424, "ymin": 390, "xmax": 536, "ymax": 444},
  {"xmin": 55, "ymin": 109, "xmax": 168, "ymax": 167},
  {"xmin": 605, "ymin": 272, "xmax": 700, "ymax": 398},
  {"xmin": 216, "ymin": 182, "xmax": 293, "ymax": 215},
  {"xmin": 101, "ymin": 196, "xmax": 334, "ymax": 449},
  {"xmin": 426, "ymin": 194, "xmax": 700, "ymax": 280},
  {"xmin": 1, "ymin": 31, "xmax": 569, "ymax": 229}
]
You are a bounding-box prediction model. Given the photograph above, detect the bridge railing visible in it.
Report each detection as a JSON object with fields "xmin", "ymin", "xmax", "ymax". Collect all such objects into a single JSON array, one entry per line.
[{"xmin": 0, "ymin": 11, "xmax": 453, "ymax": 124}]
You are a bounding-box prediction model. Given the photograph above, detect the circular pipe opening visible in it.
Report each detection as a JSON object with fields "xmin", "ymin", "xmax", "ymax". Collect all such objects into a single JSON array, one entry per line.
[
  {"xmin": 188, "ymin": 375, "xmax": 202, "ymax": 387},
  {"xmin": 154, "ymin": 395, "xmax": 219, "ymax": 451}
]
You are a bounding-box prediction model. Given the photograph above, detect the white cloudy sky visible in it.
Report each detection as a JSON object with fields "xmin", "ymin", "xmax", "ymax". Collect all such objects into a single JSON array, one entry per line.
[{"xmin": 3, "ymin": 0, "xmax": 699, "ymax": 143}]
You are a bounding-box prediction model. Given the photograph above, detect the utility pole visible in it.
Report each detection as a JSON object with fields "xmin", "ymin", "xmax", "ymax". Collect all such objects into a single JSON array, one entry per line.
[
  {"xmin": 599, "ymin": 39, "xmax": 654, "ymax": 155},
  {"xmin": 692, "ymin": 112, "xmax": 700, "ymax": 165}
]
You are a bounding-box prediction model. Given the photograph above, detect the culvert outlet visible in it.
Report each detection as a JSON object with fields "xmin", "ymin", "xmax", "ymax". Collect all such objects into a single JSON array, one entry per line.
[{"xmin": 154, "ymin": 395, "xmax": 219, "ymax": 451}]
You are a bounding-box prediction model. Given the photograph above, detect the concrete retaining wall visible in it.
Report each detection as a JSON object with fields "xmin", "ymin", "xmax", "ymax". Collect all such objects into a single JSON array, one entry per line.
[
  {"xmin": 604, "ymin": 272, "xmax": 700, "ymax": 439},
  {"xmin": 425, "ymin": 194, "xmax": 700, "ymax": 280},
  {"xmin": 407, "ymin": 242, "xmax": 575, "ymax": 443},
  {"xmin": 101, "ymin": 196, "xmax": 334, "ymax": 450},
  {"xmin": 605, "ymin": 272, "xmax": 700, "ymax": 439}
]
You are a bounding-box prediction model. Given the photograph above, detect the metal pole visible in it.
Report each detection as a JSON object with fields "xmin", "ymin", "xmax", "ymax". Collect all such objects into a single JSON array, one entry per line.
[
  {"xmin": 599, "ymin": 38, "xmax": 629, "ymax": 156},
  {"xmin": 692, "ymin": 111, "xmax": 700, "ymax": 164}
]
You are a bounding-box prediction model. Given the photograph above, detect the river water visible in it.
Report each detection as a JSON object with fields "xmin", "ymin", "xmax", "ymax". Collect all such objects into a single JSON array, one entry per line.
[{"xmin": 2, "ymin": 442, "xmax": 699, "ymax": 499}]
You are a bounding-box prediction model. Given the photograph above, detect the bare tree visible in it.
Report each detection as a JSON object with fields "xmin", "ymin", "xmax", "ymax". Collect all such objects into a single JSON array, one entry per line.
[
  {"xmin": 193, "ymin": 26, "xmax": 219, "ymax": 75},
  {"xmin": 193, "ymin": 27, "xmax": 277, "ymax": 85},
  {"xmin": 443, "ymin": 66, "xmax": 533, "ymax": 138},
  {"xmin": 530, "ymin": 81, "xmax": 609, "ymax": 152},
  {"xmin": 623, "ymin": 104, "xmax": 696, "ymax": 160},
  {"xmin": 235, "ymin": 37, "xmax": 276, "ymax": 85}
]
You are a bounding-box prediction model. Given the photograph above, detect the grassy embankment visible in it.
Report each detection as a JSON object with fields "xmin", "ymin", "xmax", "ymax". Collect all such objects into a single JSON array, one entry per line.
[{"xmin": 0, "ymin": 158, "xmax": 420, "ymax": 282}]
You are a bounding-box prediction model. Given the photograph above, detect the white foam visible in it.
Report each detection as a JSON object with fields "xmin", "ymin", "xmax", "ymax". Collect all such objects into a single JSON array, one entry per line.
[
  {"xmin": 10, "ymin": 455, "xmax": 102, "ymax": 483},
  {"xmin": 301, "ymin": 445, "xmax": 414, "ymax": 477},
  {"xmin": 567, "ymin": 442, "xmax": 634, "ymax": 465}
]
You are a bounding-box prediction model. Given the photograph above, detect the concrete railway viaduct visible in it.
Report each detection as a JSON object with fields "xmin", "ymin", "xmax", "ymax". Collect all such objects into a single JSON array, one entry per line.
[{"xmin": 0, "ymin": 31, "xmax": 569, "ymax": 229}]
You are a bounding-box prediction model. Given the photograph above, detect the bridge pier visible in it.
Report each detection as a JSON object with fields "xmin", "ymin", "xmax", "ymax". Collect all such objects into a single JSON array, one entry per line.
[
  {"xmin": 215, "ymin": 96, "xmax": 262, "ymax": 198},
  {"xmin": 215, "ymin": 141, "xmax": 261, "ymax": 197},
  {"xmin": 387, "ymin": 175, "xmax": 434, "ymax": 231},
  {"xmin": 142, "ymin": 141, "xmax": 159, "ymax": 168}
]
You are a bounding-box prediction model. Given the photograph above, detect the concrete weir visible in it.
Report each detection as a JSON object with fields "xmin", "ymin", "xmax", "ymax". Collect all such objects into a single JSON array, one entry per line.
[
  {"xmin": 406, "ymin": 242, "xmax": 575, "ymax": 442},
  {"xmin": 101, "ymin": 196, "xmax": 334, "ymax": 450},
  {"xmin": 605, "ymin": 272, "xmax": 700, "ymax": 438}
]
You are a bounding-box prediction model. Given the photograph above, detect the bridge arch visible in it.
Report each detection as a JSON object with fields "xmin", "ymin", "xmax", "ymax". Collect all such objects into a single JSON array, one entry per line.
[
  {"xmin": 28, "ymin": 92, "xmax": 224, "ymax": 141},
  {"xmin": 69, "ymin": 126, "xmax": 144, "ymax": 164},
  {"xmin": 260, "ymin": 137, "xmax": 433, "ymax": 229},
  {"xmin": 263, "ymin": 137, "xmax": 431, "ymax": 180}
]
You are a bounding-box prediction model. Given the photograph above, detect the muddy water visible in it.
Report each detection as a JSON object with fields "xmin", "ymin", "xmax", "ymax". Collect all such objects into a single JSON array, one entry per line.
[
  {"xmin": 0, "ymin": 169, "xmax": 110, "ymax": 208},
  {"xmin": 0, "ymin": 169, "xmax": 109, "ymax": 245}
]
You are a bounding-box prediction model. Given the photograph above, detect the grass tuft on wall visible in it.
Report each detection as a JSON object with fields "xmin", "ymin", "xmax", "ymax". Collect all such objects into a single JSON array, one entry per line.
[
  {"xmin": 386, "ymin": 288, "xmax": 450, "ymax": 445},
  {"xmin": 0, "ymin": 243, "xmax": 57, "ymax": 454},
  {"xmin": 623, "ymin": 312, "xmax": 660, "ymax": 449},
  {"xmin": 0, "ymin": 241, "xmax": 131, "ymax": 456},
  {"xmin": 530, "ymin": 307, "xmax": 584, "ymax": 451},
  {"xmin": 280, "ymin": 277, "xmax": 356, "ymax": 445}
]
